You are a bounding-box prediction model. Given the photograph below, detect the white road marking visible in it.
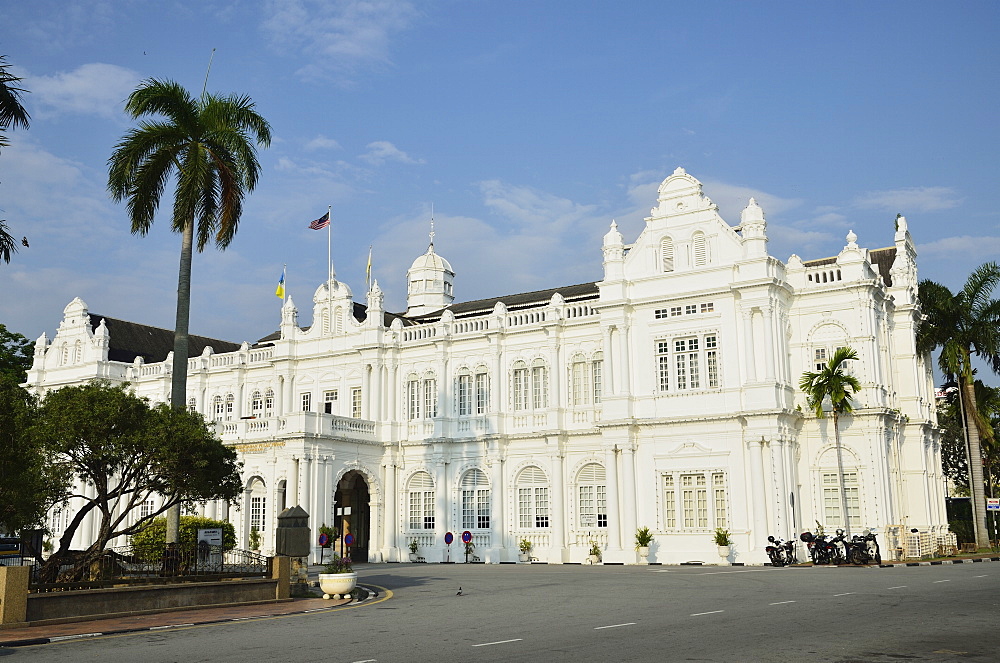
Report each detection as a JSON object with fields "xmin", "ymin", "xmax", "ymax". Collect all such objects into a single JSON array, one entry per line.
[
  {"xmin": 769, "ymin": 600, "xmax": 796, "ymax": 605},
  {"xmin": 933, "ymin": 580, "xmax": 950, "ymax": 583},
  {"xmin": 149, "ymin": 624, "xmax": 194, "ymax": 630},
  {"xmin": 832, "ymin": 593, "xmax": 854, "ymax": 597},
  {"xmin": 887, "ymin": 586, "xmax": 907, "ymax": 589},
  {"xmin": 594, "ymin": 622, "xmax": 636, "ymax": 630},
  {"xmin": 50, "ymin": 633, "xmax": 103, "ymax": 641},
  {"xmin": 472, "ymin": 639, "xmax": 524, "ymax": 647},
  {"xmin": 351, "ymin": 659, "xmax": 378, "ymax": 662},
  {"xmin": 690, "ymin": 610, "xmax": 725, "ymax": 616},
  {"xmin": 973, "ymin": 575, "xmax": 988, "ymax": 578}
]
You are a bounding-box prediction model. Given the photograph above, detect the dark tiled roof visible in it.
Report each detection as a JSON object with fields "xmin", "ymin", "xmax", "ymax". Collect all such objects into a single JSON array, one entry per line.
[
  {"xmin": 802, "ymin": 247, "xmax": 896, "ymax": 287},
  {"xmin": 404, "ymin": 282, "xmax": 600, "ymax": 323},
  {"xmin": 89, "ymin": 314, "xmax": 241, "ymax": 364}
]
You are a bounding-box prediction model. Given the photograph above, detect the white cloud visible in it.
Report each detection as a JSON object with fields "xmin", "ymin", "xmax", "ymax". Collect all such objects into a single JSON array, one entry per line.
[
  {"xmin": 700, "ymin": 179, "xmax": 804, "ymax": 223},
  {"xmin": 478, "ymin": 180, "xmax": 598, "ymax": 234},
  {"xmin": 261, "ymin": 0, "xmax": 419, "ymax": 80},
  {"xmin": 854, "ymin": 186, "xmax": 963, "ymax": 212},
  {"xmin": 359, "ymin": 140, "xmax": 424, "ymax": 166},
  {"xmin": 917, "ymin": 235, "xmax": 1000, "ymax": 261},
  {"xmin": 304, "ymin": 134, "xmax": 342, "ymax": 151},
  {"xmin": 26, "ymin": 63, "xmax": 140, "ymax": 119}
]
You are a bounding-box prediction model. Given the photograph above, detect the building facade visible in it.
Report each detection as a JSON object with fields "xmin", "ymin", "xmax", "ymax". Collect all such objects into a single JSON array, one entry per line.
[{"xmin": 25, "ymin": 168, "xmax": 947, "ymax": 564}]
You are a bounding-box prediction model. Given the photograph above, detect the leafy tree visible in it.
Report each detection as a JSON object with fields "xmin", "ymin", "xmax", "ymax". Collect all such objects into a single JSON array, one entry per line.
[
  {"xmin": 0, "ymin": 378, "xmax": 68, "ymax": 535},
  {"xmin": 0, "ymin": 323, "xmax": 34, "ymax": 383},
  {"xmin": 130, "ymin": 515, "xmax": 236, "ymax": 552},
  {"xmin": 0, "ymin": 55, "xmax": 31, "ymax": 263},
  {"xmin": 917, "ymin": 263, "xmax": 1000, "ymax": 548},
  {"xmin": 34, "ymin": 382, "xmax": 243, "ymax": 582},
  {"xmin": 800, "ymin": 346, "xmax": 862, "ymax": 535},
  {"xmin": 938, "ymin": 381, "xmax": 1000, "ymax": 500},
  {"xmin": 107, "ymin": 78, "xmax": 270, "ymax": 543}
]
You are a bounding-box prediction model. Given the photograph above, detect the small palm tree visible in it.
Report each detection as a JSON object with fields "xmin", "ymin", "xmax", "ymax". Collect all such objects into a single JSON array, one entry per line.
[
  {"xmin": 0, "ymin": 55, "xmax": 31, "ymax": 264},
  {"xmin": 800, "ymin": 346, "xmax": 861, "ymax": 535},
  {"xmin": 108, "ymin": 78, "xmax": 270, "ymax": 542},
  {"xmin": 918, "ymin": 264, "xmax": 1000, "ymax": 548}
]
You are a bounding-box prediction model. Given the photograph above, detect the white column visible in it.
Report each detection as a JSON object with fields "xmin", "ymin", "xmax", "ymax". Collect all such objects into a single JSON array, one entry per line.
[
  {"xmin": 604, "ymin": 326, "xmax": 616, "ymax": 395},
  {"xmin": 372, "ymin": 360, "xmax": 383, "ymax": 420},
  {"xmin": 489, "ymin": 452, "xmax": 505, "ymax": 560},
  {"xmin": 771, "ymin": 437, "xmax": 789, "ymax": 538},
  {"xmin": 361, "ymin": 365, "xmax": 371, "ymax": 419},
  {"xmin": 549, "ymin": 448, "xmax": 565, "ymax": 562},
  {"xmin": 434, "ymin": 458, "xmax": 448, "ymax": 561},
  {"xmin": 747, "ymin": 438, "xmax": 769, "ymax": 548},
  {"xmin": 762, "ymin": 306, "xmax": 776, "ymax": 381},
  {"xmin": 384, "ymin": 458, "xmax": 397, "ymax": 560},
  {"xmin": 291, "ymin": 457, "xmax": 300, "ymax": 507},
  {"xmin": 621, "ymin": 443, "xmax": 637, "ymax": 552},
  {"xmin": 604, "ymin": 446, "xmax": 622, "ymax": 553},
  {"xmin": 618, "ymin": 324, "xmax": 631, "ymax": 397},
  {"xmin": 242, "ymin": 487, "xmax": 252, "ymax": 548},
  {"xmin": 742, "ymin": 311, "xmax": 756, "ymax": 382}
]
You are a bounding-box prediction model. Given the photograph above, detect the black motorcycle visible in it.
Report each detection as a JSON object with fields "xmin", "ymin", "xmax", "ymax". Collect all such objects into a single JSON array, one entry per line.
[
  {"xmin": 845, "ymin": 529, "xmax": 881, "ymax": 565},
  {"xmin": 766, "ymin": 535, "xmax": 798, "ymax": 566}
]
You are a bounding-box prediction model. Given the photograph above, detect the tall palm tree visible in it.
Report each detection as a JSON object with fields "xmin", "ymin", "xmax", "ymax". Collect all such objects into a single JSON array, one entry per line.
[
  {"xmin": 918, "ymin": 263, "xmax": 1000, "ymax": 548},
  {"xmin": 0, "ymin": 55, "xmax": 31, "ymax": 264},
  {"xmin": 800, "ymin": 346, "xmax": 861, "ymax": 535},
  {"xmin": 108, "ymin": 78, "xmax": 271, "ymax": 542}
]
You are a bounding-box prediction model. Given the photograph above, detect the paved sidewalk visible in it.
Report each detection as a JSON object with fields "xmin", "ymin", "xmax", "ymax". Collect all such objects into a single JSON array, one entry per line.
[{"xmin": 0, "ymin": 593, "xmax": 355, "ymax": 648}]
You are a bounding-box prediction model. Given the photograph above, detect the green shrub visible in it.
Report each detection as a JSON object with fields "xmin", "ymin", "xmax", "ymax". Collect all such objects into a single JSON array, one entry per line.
[
  {"xmin": 948, "ymin": 519, "xmax": 975, "ymax": 545},
  {"xmin": 131, "ymin": 515, "xmax": 237, "ymax": 554}
]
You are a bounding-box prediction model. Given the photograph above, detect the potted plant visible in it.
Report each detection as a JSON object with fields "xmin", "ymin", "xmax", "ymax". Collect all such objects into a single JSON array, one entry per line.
[
  {"xmin": 635, "ymin": 526, "xmax": 654, "ymax": 563},
  {"xmin": 713, "ymin": 527, "xmax": 733, "ymax": 563},
  {"xmin": 587, "ymin": 540, "xmax": 602, "ymax": 565},
  {"xmin": 408, "ymin": 538, "xmax": 419, "ymax": 562},
  {"xmin": 249, "ymin": 525, "xmax": 262, "ymax": 552},
  {"xmin": 518, "ymin": 538, "xmax": 533, "ymax": 562},
  {"xmin": 318, "ymin": 554, "xmax": 357, "ymax": 599}
]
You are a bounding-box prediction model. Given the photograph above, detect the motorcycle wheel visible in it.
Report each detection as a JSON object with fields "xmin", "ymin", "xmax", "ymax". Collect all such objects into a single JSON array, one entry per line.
[{"xmin": 768, "ymin": 549, "xmax": 784, "ymax": 567}]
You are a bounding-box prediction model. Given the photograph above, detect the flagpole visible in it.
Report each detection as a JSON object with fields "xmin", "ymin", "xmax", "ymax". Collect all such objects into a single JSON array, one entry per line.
[
  {"xmin": 327, "ymin": 205, "xmax": 332, "ymax": 286},
  {"xmin": 283, "ymin": 263, "xmax": 287, "ymax": 303}
]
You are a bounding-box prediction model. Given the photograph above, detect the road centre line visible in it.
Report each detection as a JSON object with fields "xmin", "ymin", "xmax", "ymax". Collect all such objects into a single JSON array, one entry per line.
[
  {"xmin": 595, "ymin": 623, "xmax": 636, "ymax": 630},
  {"xmin": 472, "ymin": 639, "xmax": 523, "ymax": 647},
  {"xmin": 351, "ymin": 659, "xmax": 377, "ymax": 662},
  {"xmin": 887, "ymin": 586, "xmax": 907, "ymax": 589},
  {"xmin": 769, "ymin": 601, "xmax": 797, "ymax": 605},
  {"xmin": 933, "ymin": 580, "xmax": 950, "ymax": 583},
  {"xmin": 690, "ymin": 610, "xmax": 725, "ymax": 616},
  {"xmin": 832, "ymin": 593, "xmax": 854, "ymax": 597},
  {"xmin": 973, "ymin": 575, "xmax": 988, "ymax": 578}
]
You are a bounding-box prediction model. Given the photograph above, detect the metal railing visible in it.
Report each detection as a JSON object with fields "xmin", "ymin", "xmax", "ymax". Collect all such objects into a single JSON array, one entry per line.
[{"xmin": 29, "ymin": 544, "xmax": 269, "ymax": 593}]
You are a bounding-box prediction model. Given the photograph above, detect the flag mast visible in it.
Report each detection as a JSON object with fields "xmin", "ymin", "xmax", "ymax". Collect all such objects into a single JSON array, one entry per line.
[{"xmin": 327, "ymin": 205, "xmax": 332, "ymax": 286}]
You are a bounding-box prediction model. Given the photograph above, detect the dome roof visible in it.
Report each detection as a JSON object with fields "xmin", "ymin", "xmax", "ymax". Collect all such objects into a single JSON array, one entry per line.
[{"xmin": 409, "ymin": 246, "xmax": 453, "ymax": 274}]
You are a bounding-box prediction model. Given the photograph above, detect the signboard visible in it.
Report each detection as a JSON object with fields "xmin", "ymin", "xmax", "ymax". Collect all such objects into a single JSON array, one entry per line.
[
  {"xmin": 461, "ymin": 530, "xmax": 472, "ymax": 544},
  {"xmin": 336, "ymin": 506, "xmax": 353, "ymax": 516},
  {"xmin": 344, "ymin": 533, "xmax": 355, "ymax": 547},
  {"xmin": 197, "ymin": 528, "xmax": 223, "ymax": 546},
  {"xmin": 318, "ymin": 533, "xmax": 329, "ymax": 547},
  {"xmin": 987, "ymin": 498, "xmax": 1000, "ymax": 511},
  {"xmin": 444, "ymin": 532, "xmax": 454, "ymax": 545}
]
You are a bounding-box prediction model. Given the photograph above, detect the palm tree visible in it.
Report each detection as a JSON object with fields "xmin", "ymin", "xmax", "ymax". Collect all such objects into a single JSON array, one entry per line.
[
  {"xmin": 800, "ymin": 346, "xmax": 861, "ymax": 535},
  {"xmin": 918, "ymin": 263, "xmax": 1000, "ymax": 549},
  {"xmin": 108, "ymin": 78, "xmax": 271, "ymax": 542},
  {"xmin": 0, "ymin": 55, "xmax": 31, "ymax": 264}
]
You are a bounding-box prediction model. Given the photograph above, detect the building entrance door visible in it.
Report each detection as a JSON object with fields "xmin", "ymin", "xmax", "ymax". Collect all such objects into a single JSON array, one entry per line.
[{"xmin": 334, "ymin": 471, "xmax": 370, "ymax": 562}]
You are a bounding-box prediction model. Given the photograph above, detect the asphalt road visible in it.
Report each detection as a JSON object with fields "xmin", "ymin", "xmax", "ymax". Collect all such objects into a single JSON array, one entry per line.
[{"xmin": 5, "ymin": 563, "xmax": 999, "ymax": 662}]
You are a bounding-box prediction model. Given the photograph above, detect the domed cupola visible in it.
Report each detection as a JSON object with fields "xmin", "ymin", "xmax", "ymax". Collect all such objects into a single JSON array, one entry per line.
[{"xmin": 405, "ymin": 220, "xmax": 455, "ymax": 316}]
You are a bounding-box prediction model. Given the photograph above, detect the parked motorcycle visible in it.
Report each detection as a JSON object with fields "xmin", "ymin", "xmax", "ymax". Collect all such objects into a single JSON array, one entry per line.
[
  {"xmin": 766, "ymin": 535, "xmax": 799, "ymax": 566},
  {"xmin": 845, "ymin": 529, "xmax": 881, "ymax": 565}
]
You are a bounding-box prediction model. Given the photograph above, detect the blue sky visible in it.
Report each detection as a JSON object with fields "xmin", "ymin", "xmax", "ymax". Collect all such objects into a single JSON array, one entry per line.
[{"xmin": 2, "ymin": 1, "xmax": 998, "ymax": 359}]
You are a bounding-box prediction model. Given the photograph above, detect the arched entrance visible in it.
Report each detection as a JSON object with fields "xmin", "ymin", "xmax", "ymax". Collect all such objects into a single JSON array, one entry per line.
[{"xmin": 334, "ymin": 471, "xmax": 370, "ymax": 562}]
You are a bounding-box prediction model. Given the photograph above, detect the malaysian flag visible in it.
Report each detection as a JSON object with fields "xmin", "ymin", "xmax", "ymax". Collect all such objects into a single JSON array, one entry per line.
[{"xmin": 308, "ymin": 211, "xmax": 331, "ymax": 230}]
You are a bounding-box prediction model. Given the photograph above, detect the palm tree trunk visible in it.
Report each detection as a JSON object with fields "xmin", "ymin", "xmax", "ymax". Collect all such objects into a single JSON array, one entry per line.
[
  {"xmin": 961, "ymin": 378, "xmax": 990, "ymax": 548},
  {"xmin": 833, "ymin": 411, "xmax": 851, "ymax": 536},
  {"xmin": 165, "ymin": 219, "xmax": 194, "ymax": 544}
]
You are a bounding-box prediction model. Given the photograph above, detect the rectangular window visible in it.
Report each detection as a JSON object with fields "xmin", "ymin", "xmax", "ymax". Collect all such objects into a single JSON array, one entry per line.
[
  {"xmin": 706, "ymin": 336, "xmax": 719, "ymax": 388},
  {"xmin": 685, "ymin": 304, "xmax": 697, "ymax": 315},
  {"xmin": 579, "ymin": 485, "xmax": 595, "ymax": 527},
  {"xmin": 225, "ymin": 396, "xmax": 234, "ymax": 421},
  {"xmin": 592, "ymin": 360, "xmax": 603, "ymax": 404},
  {"xmin": 815, "ymin": 348, "xmax": 828, "ymax": 372},
  {"xmin": 215, "ymin": 398, "xmax": 225, "ymax": 421},
  {"xmin": 424, "ymin": 379, "xmax": 437, "ymax": 418},
  {"xmin": 695, "ymin": 474, "xmax": 708, "ymax": 527},
  {"xmin": 670, "ymin": 306, "xmax": 682, "ymax": 317},
  {"xmin": 351, "ymin": 387, "xmax": 362, "ymax": 419},
  {"xmin": 409, "ymin": 492, "xmax": 423, "ymax": 530},
  {"xmin": 688, "ymin": 338, "xmax": 700, "ymax": 389},
  {"xmin": 663, "ymin": 475, "xmax": 676, "ymax": 528},
  {"xmin": 682, "ymin": 474, "xmax": 695, "ymax": 528},
  {"xmin": 462, "ymin": 491, "xmax": 475, "ymax": 529},
  {"xmin": 457, "ymin": 374, "xmax": 472, "ymax": 416},
  {"xmin": 407, "ymin": 380, "xmax": 420, "ymax": 420},
  {"xmin": 423, "ymin": 492, "xmax": 435, "ymax": 529},
  {"xmin": 532, "ymin": 366, "xmax": 548, "ymax": 409},
  {"xmin": 822, "ymin": 472, "xmax": 860, "ymax": 528},
  {"xmin": 264, "ymin": 391, "xmax": 274, "ymax": 415},
  {"xmin": 700, "ymin": 302, "xmax": 714, "ymax": 313},
  {"xmin": 518, "ymin": 487, "xmax": 549, "ymax": 528},
  {"xmin": 675, "ymin": 341, "xmax": 688, "ymax": 390},
  {"xmin": 513, "ymin": 368, "xmax": 527, "ymax": 411},
  {"xmin": 657, "ymin": 341, "xmax": 670, "ymax": 392},
  {"xmin": 477, "ymin": 489, "xmax": 490, "ymax": 529},
  {"xmin": 597, "ymin": 485, "xmax": 607, "ymax": 528},
  {"xmin": 654, "ymin": 308, "xmax": 669, "ymax": 319},
  {"xmin": 251, "ymin": 496, "xmax": 266, "ymax": 531},
  {"xmin": 324, "ymin": 390, "xmax": 337, "ymax": 414},
  {"xmin": 476, "ymin": 372, "xmax": 488, "ymax": 415},
  {"xmin": 713, "ymin": 472, "xmax": 727, "ymax": 528},
  {"xmin": 140, "ymin": 499, "xmax": 155, "ymax": 521},
  {"xmin": 300, "ymin": 392, "xmax": 311, "ymax": 412},
  {"xmin": 571, "ymin": 361, "xmax": 589, "ymax": 406},
  {"xmin": 534, "ymin": 487, "xmax": 549, "ymax": 528}
]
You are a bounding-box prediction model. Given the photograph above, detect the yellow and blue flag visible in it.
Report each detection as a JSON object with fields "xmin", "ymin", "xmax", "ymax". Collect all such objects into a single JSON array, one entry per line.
[{"xmin": 275, "ymin": 266, "xmax": 286, "ymax": 299}]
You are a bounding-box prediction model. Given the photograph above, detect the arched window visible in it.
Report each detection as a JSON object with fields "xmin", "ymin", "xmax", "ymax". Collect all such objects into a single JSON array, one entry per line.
[
  {"xmin": 187, "ymin": 397, "xmax": 197, "ymax": 413},
  {"xmin": 461, "ymin": 469, "xmax": 490, "ymax": 529},
  {"xmin": 661, "ymin": 237, "xmax": 674, "ymax": 272},
  {"xmin": 248, "ymin": 478, "xmax": 267, "ymax": 532},
  {"xmin": 577, "ymin": 463, "xmax": 607, "ymax": 528},
  {"xmin": 531, "ymin": 359, "xmax": 549, "ymax": 409},
  {"xmin": 455, "ymin": 369, "xmax": 472, "ymax": 416},
  {"xmin": 264, "ymin": 389, "xmax": 275, "ymax": 416},
  {"xmin": 692, "ymin": 231, "xmax": 707, "ymax": 266},
  {"xmin": 74, "ymin": 340, "xmax": 83, "ymax": 363},
  {"xmin": 512, "ymin": 361, "xmax": 528, "ymax": 411},
  {"xmin": 423, "ymin": 372, "xmax": 437, "ymax": 418},
  {"xmin": 591, "ymin": 352, "xmax": 603, "ymax": 404},
  {"xmin": 475, "ymin": 366, "xmax": 489, "ymax": 415},
  {"xmin": 225, "ymin": 393, "xmax": 235, "ymax": 420},
  {"xmin": 250, "ymin": 390, "xmax": 263, "ymax": 417},
  {"xmin": 517, "ymin": 466, "xmax": 549, "ymax": 528},
  {"xmin": 407, "ymin": 471, "xmax": 435, "ymax": 530},
  {"xmin": 213, "ymin": 395, "xmax": 224, "ymax": 421},
  {"xmin": 61, "ymin": 343, "xmax": 69, "ymax": 365},
  {"xmin": 406, "ymin": 373, "xmax": 421, "ymax": 420}
]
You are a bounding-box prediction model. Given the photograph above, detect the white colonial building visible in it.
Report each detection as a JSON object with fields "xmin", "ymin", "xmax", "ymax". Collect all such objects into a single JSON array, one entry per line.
[{"xmin": 25, "ymin": 168, "xmax": 948, "ymax": 564}]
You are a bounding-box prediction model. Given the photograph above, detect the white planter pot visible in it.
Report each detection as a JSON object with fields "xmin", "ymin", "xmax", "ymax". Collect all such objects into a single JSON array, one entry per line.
[
  {"xmin": 409, "ymin": 552, "xmax": 418, "ymax": 562},
  {"xmin": 637, "ymin": 546, "xmax": 650, "ymax": 564},
  {"xmin": 717, "ymin": 545, "xmax": 732, "ymax": 563},
  {"xmin": 319, "ymin": 572, "xmax": 358, "ymax": 599},
  {"xmin": 518, "ymin": 553, "xmax": 530, "ymax": 562},
  {"xmin": 586, "ymin": 554, "xmax": 601, "ymax": 565}
]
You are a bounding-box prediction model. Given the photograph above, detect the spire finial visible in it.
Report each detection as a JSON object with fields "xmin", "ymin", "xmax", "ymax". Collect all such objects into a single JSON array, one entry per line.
[{"xmin": 429, "ymin": 203, "xmax": 435, "ymax": 252}]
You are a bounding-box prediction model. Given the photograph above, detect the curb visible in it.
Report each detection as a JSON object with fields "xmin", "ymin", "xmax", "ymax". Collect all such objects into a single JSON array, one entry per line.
[{"xmin": 0, "ymin": 586, "xmax": 379, "ymax": 648}]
